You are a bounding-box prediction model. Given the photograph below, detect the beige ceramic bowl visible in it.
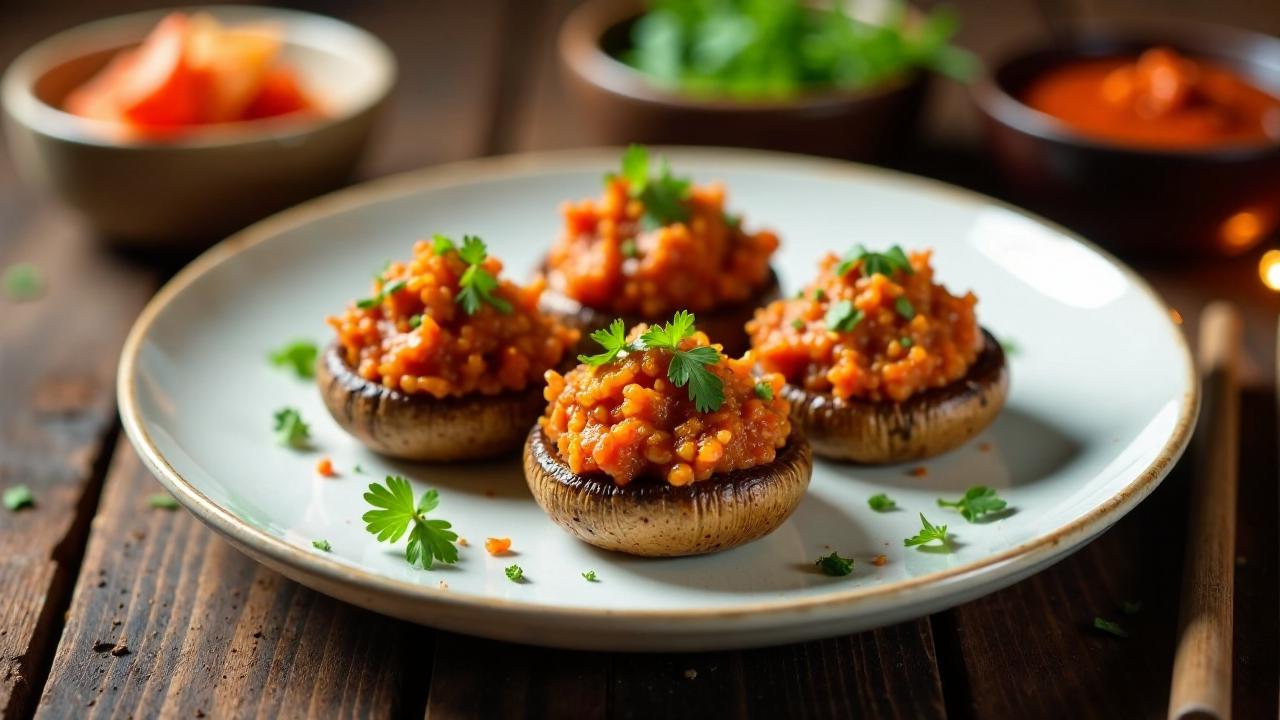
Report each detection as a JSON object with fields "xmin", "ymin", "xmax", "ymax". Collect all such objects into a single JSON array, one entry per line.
[{"xmin": 1, "ymin": 5, "xmax": 395, "ymax": 247}]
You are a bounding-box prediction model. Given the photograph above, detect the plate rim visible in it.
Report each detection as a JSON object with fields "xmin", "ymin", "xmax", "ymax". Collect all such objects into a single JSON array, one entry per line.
[{"xmin": 117, "ymin": 145, "xmax": 1199, "ymax": 624}]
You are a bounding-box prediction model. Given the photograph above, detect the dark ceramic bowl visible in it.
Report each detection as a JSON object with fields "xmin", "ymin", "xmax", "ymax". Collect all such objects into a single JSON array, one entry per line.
[
  {"xmin": 973, "ymin": 22, "xmax": 1280, "ymax": 257},
  {"xmin": 558, "ymin": 0, "xmax": 930, "ymax": 163}
]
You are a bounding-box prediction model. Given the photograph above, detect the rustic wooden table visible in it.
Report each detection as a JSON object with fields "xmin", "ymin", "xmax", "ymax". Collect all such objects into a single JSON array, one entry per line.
[{"xmin": 2, "ymin": 1, "xmax": 1277, "ymax": 718}]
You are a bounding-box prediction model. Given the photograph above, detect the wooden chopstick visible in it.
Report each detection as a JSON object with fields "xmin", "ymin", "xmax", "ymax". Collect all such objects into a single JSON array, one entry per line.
[{"xmin": 1168, "ymin": 302, "xmax": 1242, "ymax": 720}]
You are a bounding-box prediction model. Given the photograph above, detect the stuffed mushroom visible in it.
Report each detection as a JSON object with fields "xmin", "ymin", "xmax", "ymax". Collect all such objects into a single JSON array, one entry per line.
[
  {"xmin": 746, "ymin": 246, "xmax": 1008, "ymax": 463},
  {"xmin": 319, "ymin": 234, "xmax": 578, "ymax": 461}
]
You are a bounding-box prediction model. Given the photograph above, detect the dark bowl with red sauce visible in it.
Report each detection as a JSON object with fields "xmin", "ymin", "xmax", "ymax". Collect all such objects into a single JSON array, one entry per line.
[{"xmin": 973, "ymin": 21, "xmax": 1280, "ymax": 257}]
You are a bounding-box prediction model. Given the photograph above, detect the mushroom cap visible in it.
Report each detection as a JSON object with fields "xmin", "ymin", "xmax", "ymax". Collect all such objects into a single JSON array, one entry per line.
[
  {"xmin": 538, "ymin": 268, "xmax": 780, "ymax": 357},
  {"xmin": 784, "ymin": 329, "xmax": 1008, "ymax": 464},
  {"xmin": 317, "ymin": 344, "xmax": 546, "ymax": 461},
  {"xmin": 523, "ymin": 425, "xmax": 812, "ymax": 557}
]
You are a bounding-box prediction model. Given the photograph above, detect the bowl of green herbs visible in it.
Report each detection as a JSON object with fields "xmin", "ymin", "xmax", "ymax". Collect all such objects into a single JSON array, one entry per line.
[{"xmin": 559, "ymin": 0, "xmax": 975, "ymax": 161}]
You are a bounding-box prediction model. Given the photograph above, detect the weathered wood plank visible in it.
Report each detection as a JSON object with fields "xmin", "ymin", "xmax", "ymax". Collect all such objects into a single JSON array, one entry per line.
[
  {"xmin": 35, "ymin": 440, "xmax": 433, "ymax": 719},
  {"xmin": 0, "ymin": 203, "xmax": 157, "ymax": 718}
]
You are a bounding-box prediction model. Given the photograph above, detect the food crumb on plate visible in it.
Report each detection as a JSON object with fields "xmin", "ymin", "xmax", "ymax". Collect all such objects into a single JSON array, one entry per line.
[
  {"xmin": 872, "ymin": 554, "xmax": 888, "ymax": 566},
  {"xmin": 485, "ymin": 537, "xmax": 511, "ymax": 555},
  {"xmin": 978, "ymin": 442, "xmax": 992, "ymax": 452},
  {"xmin": 316, "ymin": 457, "xmax": 336, "ymax": 477},
  {"xmin": 683, "ymin": 669, "xmax": 697, "ymax": 680},
  {"xmin": 908, "ymin": 466, "xmax": 928, "ymax": 477}
]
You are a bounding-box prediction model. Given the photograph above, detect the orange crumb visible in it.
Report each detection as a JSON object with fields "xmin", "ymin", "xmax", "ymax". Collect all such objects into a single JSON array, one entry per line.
[
  {"xmin": 978, "ymin": 442, "xmax": 992, "ymax": 452},
  {"xmin": 485, "ymin": 537, "xmax": 512, "ymax": 555},
  {"xmin": 315, "ymin": 458, "xmax": 336, "ymax": 477},
  {"xmin": 438, "ymin": 580, "xmax": 449, "ymax": 589},
  {"xmin": 872, "ymin": 555, "xmax": 888, "ymax": 567},
  {"xmin": 457, "ymin": 537, "xmax": 469, "ymax": 547},
  {"xmin": 908, "ymin": 466, "xmax": 928, "ymax": 477}
]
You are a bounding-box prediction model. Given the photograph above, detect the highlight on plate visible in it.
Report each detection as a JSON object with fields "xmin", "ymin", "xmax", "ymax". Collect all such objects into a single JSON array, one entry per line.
[{"xmin": 64, "ymin": 12, "xmax": 318, "ymax": 138}]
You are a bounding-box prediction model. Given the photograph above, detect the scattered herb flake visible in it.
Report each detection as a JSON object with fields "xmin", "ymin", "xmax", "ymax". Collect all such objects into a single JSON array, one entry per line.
[
  {"xmin": 1093, "ymin": 617, "xmax": 1129, "ymax": 638},
  {"xmin": 900, "ymin": 337, "xmax": 913, "ymax": 348},
  {"xmin": 273, "ymin": 408, "xmax": 310, "ymax": 449},
  {"xmin": 894, "ymin": 296, "xmax": 916, "ymax": 319},
  {"xmin": 505, "ymin": 564, "xmax": 525, "ymax": 583},
  {"xmin": 268, "ymin": 340, "xmax": 318, "ymax": 379},
  {"xmin": 3, "ymin": 263, "xmax": 43, "ymax": 301},
  {"xmin": 813, "ymin": 288, "xmax": 827, "ymax": 301},
  {"xmin": 904, "ymin": 513, "xmax": 949, "ymax": 549},
  {"xmin": 937, "ymin": 486, "xmax": 1008, "ymax": 522},
  {"xmin": 408, "ymin": 314, "xmax": 423, "ymax": 329},
  {"xmin": 362, "ymin": 476, "xmax": 458, "ymax": 569},
  {"xmin": 824, "ymin": 300, "xmax": 863, "ymax": 333},
  {"xmin": 147, "ymin": 493, "xmax": 179, "ymax": 510},
  {"xmin": 3, "ymin": 484, "xmax": 34, "ymax": 511},
  {"xmin": 1000, "ymin": 338, "xmax": 1020, "ymax": 355},
  {"xmin": 815, "ymin": 552, "xmax": 854, "ymax": 576},
  {"xmin": 354, "ymin": 464, "xmax": 366, "ymax": 474},
  {"xmin": 754, "ymin": 381, "xmax": 774, "ymax": 401},
  {"xmin": 582, "ymin": 570, "xmax": 598, "ymax": 582},
  {"xmin": 620, "ymin": 238, "xmax": 639, "ymax": 258},
  {"xmin": 867, "ymin": 493, "xmax": 896, "ymax": 512},
  {"xmin": 791, "ymin": 318, "xmax": 806, "ymax": 331},
  {"xmin": 312, "ymin": 539, "xmax": 332, "ymax": 552},
  {"xmin": 836, "ymin": 245, "xmax": 913, "ymax": 278}
]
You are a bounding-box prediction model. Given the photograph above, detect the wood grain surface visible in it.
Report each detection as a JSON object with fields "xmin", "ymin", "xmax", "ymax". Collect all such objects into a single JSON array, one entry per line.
[{"xmin": 0, "ymin": 1, "xmax": 1276, "ymax": 719}]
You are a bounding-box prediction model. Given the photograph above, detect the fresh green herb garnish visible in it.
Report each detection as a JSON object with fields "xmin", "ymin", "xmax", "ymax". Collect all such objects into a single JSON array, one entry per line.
[
  {"xmin": 836, "ymin": 245, "xmax": 913, "ymax": 278},
  {"xmin": 578, "ymin": 318, "xmax": 629, "ymax": 366},
  {"xmin": 620, "ymin": 238, "xmax": 639, "ymax": 258},
  {"xmin": 904, "ymin": 513, "xmax": 949, "ymax": 548},
  {"xmin": 453, "ymin": 236, "xmax": 513, "ymax": 315},
  {"xmin": 723, "ymin": 213, "xmax": 742, "ymax": 229},
  {"xmin": 900, "ymin": 337, "xmax": 913, "ymax": 348},
  {"xmin": 268, "ymin": 340, "xmax": 318, "ymax": 379},
  {"xmin": 357, "ymin": 279, "xmax": 408, "ymax": 310},
  {"xmin": 505, "ymin": 564, "xmax": 525, "ymax": 582},
  {"xmin": 640, "ymin": 311, "xmax": 724, "ymax": 412},
  {"xmin": 791, "ymin": 318, "xmax": 806, "ymax": 331},
  {"xmin": 147, "ymin": 493, "xmax": 179, "ymax": 510},
  {"xmin": 362, "ymin": 476, "xmax": 459, "ymax": 569},
  {"xmin": 582, "ymin": 570, "xmax": 598, "ymax": 582},
  {"xmin": 1000, "ymin": 338, "xmax": 1020, "ymax": 355},
  {"xmin": 754, "ymin": 381, "xmax": 774, "ymax": 401},
  {"xmin": 824, "ymin": 300, "xmax": 863, "ymax": 333},
  {"xmin": 312, "ymin": 539, "xmax": 332, "ymax": 552},
  {"xmin": 894, "ymin": 296, "xmax": 916, "ymax": 319},
  {"xmin": 1121, "ymin": 600, "xmax": 1142, "ymax": 615},
  {"xmin": 2, "ymin": 263, "xmax": 43, "ymax": 302},
  {"xmin": 431, "ymin": 233, "xmax": 455, "ymax": 255},
  {"xmin": 272, "ymin": 408, "xmax": 310, "ymax": 449},
  {"xmin": 1092, "ymin": 617, "xmax": 1129, "ymax": 638},
  {"xmin": 3, "ymin": 484, "xmax": 34, "ymax": 511},
  {"xmin": 408, "ymin": 314, "xmax": 423, "ymax": 329},
  {"xmin": 614, "ymin": 145, "xmax": 691, "ymax": 228},
  {"xmin": 815, "ymin": 552, "xmax": 854, "ymax": 576},
  {"xmin": 937, "ymin": 486, "xmax": 1007, "ymax": 522},
  {"xmin": 867, "ymin": 493, "xmax": 896, "ymax": 512},
  {"xmin": 813, "ymin": 288, "xmax": 827, "ymax": 301},
  {"xmin": 625, "ymin": 0, "xmax": 976, "ymax": 98}
]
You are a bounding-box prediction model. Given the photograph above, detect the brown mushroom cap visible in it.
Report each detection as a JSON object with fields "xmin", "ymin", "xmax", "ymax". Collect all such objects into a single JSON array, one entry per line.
[
  {"xmin": 523, "ymin": 425, "xmax": 812, "ymax": 557},
  {"xmin": 539, "ymin": 268, "xmax": 780, "ymax": 357},
  {"xmin": 784, "ymin": 329, "xmax": 1008, "ymax": 464},
  {"xmin": 317, "ymin": 344, "xmax": 546, "ymax": 461}
]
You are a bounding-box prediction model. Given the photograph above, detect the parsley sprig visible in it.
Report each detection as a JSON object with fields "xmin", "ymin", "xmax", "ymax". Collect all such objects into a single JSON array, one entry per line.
[
  {"xmin": 904, "ymin": 513, "xmax": 949, "ymax": 549},
  {"xmin": 867, "ymin": 493, "xmax": 897, "ymax": 512},
  {"xmin": 937, "ymin": 486, "xmax": 1008, "ymax": 522},
  {"xmin": 273, "ymin": 408, "xmax": 310, "ymax": 449},
  {"xmin": 615, "ymin": 145, "xmax": 692, "ymax": 229},
  {"xmin": 835, "ymin": 245, "xmax": 913, "ymax": 278},
  {"xmin": 362, "ymin": 477, "xmax": 459, "ymax": 569},
  {"xmin": 578, "ymin": 311, "xmax": 725, "ymax": 413},
  {"xmin": 357, "ymin": 279, "xmax": 408, "ymax": 310},
  {"xmin": 824, "ymin": 299, "xmax": 864, "ymax": 333},
  {"xmin": 816, "ymin": 552, "xmax": 854, "ymax": 576},
  {"xmin": 433, "ymin": 234, "xmax": 513, "ymax": 316},
  {"xmin": 269, "ymin": 340, "xmax": 318, "ymax": 379}
]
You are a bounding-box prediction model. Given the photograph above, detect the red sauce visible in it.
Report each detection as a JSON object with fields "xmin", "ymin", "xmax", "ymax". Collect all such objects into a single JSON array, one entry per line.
[{"xmin": 1022, "ymin": 47, "xmax": 1280, "ymax": 149}]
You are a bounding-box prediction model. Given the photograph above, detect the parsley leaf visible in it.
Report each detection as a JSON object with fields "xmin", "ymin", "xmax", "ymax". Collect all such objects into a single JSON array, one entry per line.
[
  {"xmin": 620, "ymin": 238, "xmax": 639, "ymax": 258},
  {"xmin": 900, "ymin": 337, "xmax": 913, "ymax": 348},
  {"xmin": 578, "ymin": 318, "xmax": 629, "ymax": 366},
  {"xmin": 791, "ymin": 318, "xmax": 806, "ymax": 331},
  {"xmin": 937, "ymin": 486, "xmax": 1008, "ymax": 522},
  {"xmin": 582, "ymin": 570, "xmax": 598, "ymax": 582},
  {"xmin": 268, "ymin": 340, "xmax": 318, "ymax": 379},
  {"xmin": 505, "ymin": 564, "xmax": 525, "ymax": 582},
  {"xmin": 431, "ymin": 233, "xmax": 455, "ymax": 255},
  {"xmin": 408, "ymin": 314, "xmax": 423, "ymax": 329},
  {"xmin": 1093, "ymin": 617, "xmax": 1129, "ymax": 638},
  {"xmin": 613, "ymin": 145, "xmax": 691, "ymax": 228},
  {"xmin": 835, "ymin": 245, "xmax": 913, "ymax": 278},
  {"xmin": 816, "ymin": 552, "xmax": 854, "ymax": 576},
  {"xmin": 904, "ymin": 513, "xmax": 949, "ymax": 548},
  {"xmin": 450, "ymin": 236, "xmax": 512, "ymax": 316},
  {"xmin": 1000, "ymin": 338, "xmax": 1020, "ymax": 356},
  {"xmin": 3, "ymin": 484, "xmax": 34, "ymax": 512},
  {"xmin": 895, "ymin": 296, "xmax": 916, "ymax": 319},
  {"xmin": 867, "ymin": 493, "xmax": 896, "ymax": 512},
  {"xmin": 641, "ymin": 311, "xmax": 724, "ymax": 412},
  {"xmin": 824, "ymin": 300, "xmax": 863, "ymax": 333},
  {"xmin": 312, "ymin": 539, "xmax": 332, "ymax": 552},
  {"xmin": 2, "ymin": 263, "xmax": 43, "ymax": 302},
  {"xmin": 357, "ymin": 278, "xmax": 408, "ymax": 310},
  {"xmin": 147, "ymin": 493, "xmax": 179, "ymax": 510},
  {"xmin": 754, "ymin": 381, "xmax": 774, "ymax": 401},
  {"xmin": 362, "ymin": 477, "xmax": 459, "ymax": 569},
  {"xmin": 273, "ymin": 408, "xmax": 310, "ymax": 449}
]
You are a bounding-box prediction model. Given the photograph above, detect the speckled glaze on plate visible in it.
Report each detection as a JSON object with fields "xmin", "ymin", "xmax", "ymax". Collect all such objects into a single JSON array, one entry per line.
[{"xmin": 118, "ymin": 148, "xmax": 1197, "ymax": 651}]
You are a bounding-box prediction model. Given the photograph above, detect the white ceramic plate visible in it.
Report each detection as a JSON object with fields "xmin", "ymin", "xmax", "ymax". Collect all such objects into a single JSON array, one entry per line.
[{"xmin": 119, "ymin": 148, "xmax": 1197, "ymax": 651}]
